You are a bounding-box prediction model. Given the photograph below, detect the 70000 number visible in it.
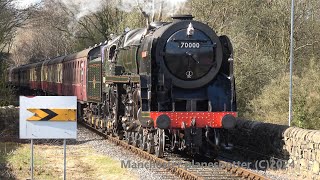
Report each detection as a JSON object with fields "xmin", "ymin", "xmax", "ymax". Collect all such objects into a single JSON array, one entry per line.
[{"xmin": 180, "ymin": 42, "xmax": 200, "ymax": 49}]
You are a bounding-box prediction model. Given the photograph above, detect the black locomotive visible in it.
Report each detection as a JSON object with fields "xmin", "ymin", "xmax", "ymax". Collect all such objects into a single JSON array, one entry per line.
[
  {"xmin": 10, "ymin": 14, "xmax": 237, "ymax": 158},
  {"xmin": 86, "ymin": 14, "xmax": 237, "ymax": 158}
]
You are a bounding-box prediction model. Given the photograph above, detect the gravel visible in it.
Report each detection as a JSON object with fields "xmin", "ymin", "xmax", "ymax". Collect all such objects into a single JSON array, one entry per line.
[
  {"xmin": 219, "ymin": 151, "xmax": 299, "ymax": 180},
  {"xmin": 67, "ymin": 126, "xmax": 176, "ymax": 180},
  {"xmin": 73, "ymin": 126, "xmax": 297, "ymax": 180}
]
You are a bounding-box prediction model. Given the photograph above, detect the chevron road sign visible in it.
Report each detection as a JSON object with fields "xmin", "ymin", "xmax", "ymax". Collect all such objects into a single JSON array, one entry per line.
[
  {"xmin": 27, "ymin": 108, "xmax": 76, "ymax": 121},
  {"xmin": 19, "ymin": 96, "xmax": 77, "ymax": 139},
  {"xmin": 19, "ymin": 96, "xmax": 77, "ymax": 180}
]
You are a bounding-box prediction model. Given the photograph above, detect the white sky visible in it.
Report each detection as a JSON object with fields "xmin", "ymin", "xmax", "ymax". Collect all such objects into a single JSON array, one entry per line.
[
  {"xmin": 13, "ymin": 0, "xmax": 41, "ymax": 9},
  {"xmin": 12, "ymin": 0, "xmax": 188, "ymax": 19}
]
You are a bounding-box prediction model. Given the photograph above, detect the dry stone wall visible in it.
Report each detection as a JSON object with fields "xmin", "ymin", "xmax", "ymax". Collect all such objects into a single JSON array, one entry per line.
[{"xmin": 229, "ymin": 119, "xmax": 320, "ymax": 176}]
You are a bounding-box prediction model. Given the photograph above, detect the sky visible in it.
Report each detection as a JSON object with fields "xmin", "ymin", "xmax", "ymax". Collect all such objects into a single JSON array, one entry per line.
[
  {"xmin": 12, "ymin": 0, "xmax": 188, "ymax": 19},
  {"xmin": 12, "ymin": 0, "xmax": 41, "ymax": 9}
]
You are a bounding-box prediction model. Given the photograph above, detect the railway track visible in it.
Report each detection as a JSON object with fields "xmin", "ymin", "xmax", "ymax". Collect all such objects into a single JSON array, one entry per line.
[{"xmin": 80, "ymin": 121, "xmax": 270, "ymax": 180}]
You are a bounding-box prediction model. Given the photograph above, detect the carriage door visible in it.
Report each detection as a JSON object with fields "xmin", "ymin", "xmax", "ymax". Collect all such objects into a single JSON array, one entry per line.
[{"xmin": 87, "ymin": 47, "xmax": 102, "ymax": 102}]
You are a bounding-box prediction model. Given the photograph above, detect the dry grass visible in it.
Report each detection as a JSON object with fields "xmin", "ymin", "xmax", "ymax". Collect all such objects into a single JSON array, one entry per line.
[{"xmin": 0, "ymin": 142, "xmax": 138, "ymax": 180}]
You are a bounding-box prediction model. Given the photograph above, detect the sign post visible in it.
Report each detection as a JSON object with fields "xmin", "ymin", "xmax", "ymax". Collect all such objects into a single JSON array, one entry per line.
[
  {"xmin": 20, "ymin": 96, "xmax": 77, "ymax": 180},
  {"xmin": 64, "ymin": 139, "xmax": 67, "ymax": 180},
  {"xmin": 30, "ymin": 139, "xmax": 34, "ymax": 180}
]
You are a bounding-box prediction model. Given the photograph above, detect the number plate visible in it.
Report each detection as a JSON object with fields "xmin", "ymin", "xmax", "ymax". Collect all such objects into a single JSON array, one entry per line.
[{"xmin": 179, "ymin": 42, "xmax": 200, "ymax": 49}]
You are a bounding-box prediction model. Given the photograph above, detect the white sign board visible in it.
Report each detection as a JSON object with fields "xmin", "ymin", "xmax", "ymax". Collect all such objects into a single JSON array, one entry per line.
[{"xmin": 19, "ymin": 96, "xmax": 77, "ymax": 139}]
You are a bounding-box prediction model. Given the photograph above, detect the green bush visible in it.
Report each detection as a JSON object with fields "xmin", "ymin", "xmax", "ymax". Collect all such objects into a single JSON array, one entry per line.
[
  {"xmin": 0, "ymin": 57, "xmax": 15, "ymax": 106},
  {"xmin": 249, "ymin": 60, "xmax": 320, "ymax": 129}
]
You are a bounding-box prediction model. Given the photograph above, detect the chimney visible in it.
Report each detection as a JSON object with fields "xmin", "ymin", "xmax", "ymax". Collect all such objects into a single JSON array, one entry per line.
[{"xmin": 171, "ymin": 14, "xmax": 194, "ymax": 22}]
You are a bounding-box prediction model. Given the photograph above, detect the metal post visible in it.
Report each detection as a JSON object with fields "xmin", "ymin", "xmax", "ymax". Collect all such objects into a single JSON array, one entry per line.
[
  {"xmin": 63, "ymin": 139, "xmax": 66, "ymax": 180},
  {"xmin": 289, "ymin": 0, "xmax": 295, "ymax": 126},
  {"xmin": 30, "ymin": 139, "xmax": 34, "ymax": 180}
]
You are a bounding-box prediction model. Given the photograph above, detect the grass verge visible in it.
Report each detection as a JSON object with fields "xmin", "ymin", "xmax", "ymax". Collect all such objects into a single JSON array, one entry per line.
[{"xmin": 0, "ymin": 142, "xmax": 138, "ymax": 180}]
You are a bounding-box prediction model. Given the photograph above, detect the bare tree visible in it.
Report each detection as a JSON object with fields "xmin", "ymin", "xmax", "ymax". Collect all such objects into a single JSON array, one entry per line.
[{"xmin": 0, "ymin": 0, "xmax": 31, "ymax": 53}]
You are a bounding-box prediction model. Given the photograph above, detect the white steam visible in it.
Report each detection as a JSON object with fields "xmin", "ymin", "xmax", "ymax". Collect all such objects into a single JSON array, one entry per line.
[
  {"xmin": 12, "ymin": 0, "xmax": 41, "ymax": 9},
  {"xmin": 117, "ymin": 0, "xmax": 188, "ymax": 17},
  {"xmin": 59, "ymin": 0, "xmax": 189, "ymax": 20},
  {"xmin": 13, "ymin": 0, "xmax": 189, "ymax": 20},
  {"xmin": 59, "ymin": 0, "xmax": 105, "ymax": 20}
]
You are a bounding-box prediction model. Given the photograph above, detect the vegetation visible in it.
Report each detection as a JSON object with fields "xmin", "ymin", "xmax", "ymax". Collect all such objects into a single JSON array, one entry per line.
[
  {"xmin": 1, "ymin": 0, "xmax": 319, "ymax": 129},
  {"xmin": 0, "ymin": 142, "xmax": 137, "ymax": 179},
  {"xmin": 0, "ymin": 53, "xmax": 15, "ymax": 106},
  {"xmin": 0, "ymin": 0, "xmax": 28, "ymax": 105},
  {"xmin": 190, "ymin": 0, "xmax": 320, "ymax": 129}
]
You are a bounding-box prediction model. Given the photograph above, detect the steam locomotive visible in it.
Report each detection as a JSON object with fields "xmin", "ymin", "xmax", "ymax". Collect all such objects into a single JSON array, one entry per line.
[{"xmin": 9, "ymin": 15, "xmax": 237, "ymax": 158}]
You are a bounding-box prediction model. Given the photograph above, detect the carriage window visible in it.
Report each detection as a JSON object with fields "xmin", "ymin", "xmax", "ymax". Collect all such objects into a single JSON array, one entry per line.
[
  {"xmin": 89, "ymin": 46, "xmax": 101, "ymax": 61},
  {"xmin": 58, "ymin": 65, "xmax": 61, "ymax": 83},
  {"xmin": 57, "ymin": 68, "xmax": 59, "ymax": 83},
  {"xmin": 80, "ymin": 61, "xmax": 83, "ymax": 82},
  {"xmin": 109, "ymin": 45, "xmax": 116, "ymax": 62},
  {"xmin": 60, "ymin": 65, "xmax": 62, "ymax": 83},
  {"xmin": 69, "ymin": 63, "xmax": 71, "ymax": 82},
  {"xmin": 77, "ymin": 62, "xmax": 80, "ymax": 83},
  {"xmin": 45, "ymin": 68, "xmax": 48, "ymax": 81},
  {"xmin": 73, "ymin": 63, "xmax": 75, "ymax": 82}
]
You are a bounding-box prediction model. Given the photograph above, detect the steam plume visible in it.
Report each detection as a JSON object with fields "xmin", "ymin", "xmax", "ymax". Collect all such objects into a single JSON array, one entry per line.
[{"xmin": 117, "ymin": 0, "xmax": 188, "ymax": 17}]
